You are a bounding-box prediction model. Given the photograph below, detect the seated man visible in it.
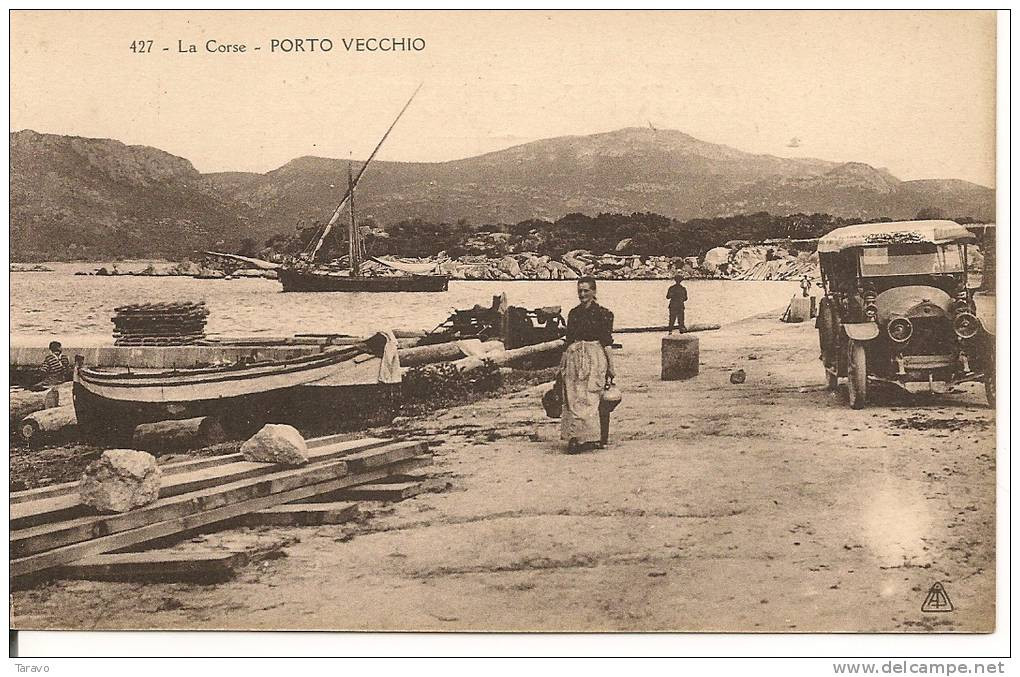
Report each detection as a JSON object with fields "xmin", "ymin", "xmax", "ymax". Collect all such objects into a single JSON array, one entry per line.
[{"xmin": 41, "ymin": 340, "xmax": 71, "ymax": 386}]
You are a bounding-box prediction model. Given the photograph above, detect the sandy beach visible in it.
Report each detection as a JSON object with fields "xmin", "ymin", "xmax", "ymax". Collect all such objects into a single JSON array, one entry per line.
[{"xmin": 11, "ymin": 308, "xmax": 996, "ymax": 633}]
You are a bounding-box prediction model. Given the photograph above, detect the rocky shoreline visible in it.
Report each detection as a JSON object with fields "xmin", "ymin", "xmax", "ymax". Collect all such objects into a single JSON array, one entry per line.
[
  {"xmin": 19, "ymin": 243, "xmax": 822, "ymax": 283},
  {"xmin": 433, "ymin": 244, "xmax": 818, "ymax": 281}
]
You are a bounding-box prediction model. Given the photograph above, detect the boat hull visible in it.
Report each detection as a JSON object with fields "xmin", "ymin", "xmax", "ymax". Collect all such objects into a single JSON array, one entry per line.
[
  {"xmin": 73, "ymin": 347, "xmax": 399, "ymax": 441},
  {"xmin": 277, "ymin": 268, "xmax": 449, "ymax": 292},
  {"xmin": 73, "ymin": 381, "xmax": 399, "ymax": 442}
]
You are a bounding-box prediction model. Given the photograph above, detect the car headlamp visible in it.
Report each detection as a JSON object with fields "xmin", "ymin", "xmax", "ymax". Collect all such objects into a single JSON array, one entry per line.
[
  {"xmin": 952, "ymin": 312, "xmax": 980, "ymax": 340},
  {"xmin": 887, "ymin": 317, "xmax": 913, "ymax": 343}
]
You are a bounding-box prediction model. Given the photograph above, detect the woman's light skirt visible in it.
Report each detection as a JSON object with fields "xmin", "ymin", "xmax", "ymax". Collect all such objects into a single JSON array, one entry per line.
[{"xmin": 559, "ymin": 340, "xmax": 608, "ymax": 443}]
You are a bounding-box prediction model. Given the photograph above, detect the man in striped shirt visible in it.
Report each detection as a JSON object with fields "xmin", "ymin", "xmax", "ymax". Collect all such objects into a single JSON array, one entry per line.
[{"xmin": 41, "ymin": 341, "xmax": 71, "ymax": 385}]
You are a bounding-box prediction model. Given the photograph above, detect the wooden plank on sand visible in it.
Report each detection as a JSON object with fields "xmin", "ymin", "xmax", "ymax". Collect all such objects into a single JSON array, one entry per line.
[
  {"xmin": 11, "ymin": 455, "xmax": 431, "ymax": 578},
  {"xmin": 10, "ymin": 436, "xmax": 394, "ymax": 530},
  {"xmin": 336, "ymin": 481, "xmax": 424, "ymax": 502},
  {"xmin": 11, "ymin": 441, "xmax": 426, "ymax": 559},
  {"xmin": 8, "ymin": 434, "xmax": 386, "ymax": 505},
  {"xmin": 342, "ymin": 442, "xmax": 423, "ymax": 471},
  {"xmin": 240, "ymin": 501, "xmax": 360, "ymax": 527},
  {"xmin": 54, "ymin": 550, "xmax": 248, "ymax": 583}
]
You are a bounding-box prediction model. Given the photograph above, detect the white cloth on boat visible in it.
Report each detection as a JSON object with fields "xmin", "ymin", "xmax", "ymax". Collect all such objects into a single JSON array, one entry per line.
[
  {"xmin": 369, "ymin": 256, "xmax": 443, "ymax": 275},
  {"xmin": 455, "ymin": 339, "xmax": 504, "ymax": 358},
  {"xmin": 377, "ymin": 329, "xmax": 401, "ymax": 384}
]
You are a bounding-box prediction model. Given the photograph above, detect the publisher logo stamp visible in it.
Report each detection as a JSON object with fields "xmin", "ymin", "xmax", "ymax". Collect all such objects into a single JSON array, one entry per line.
[{"xmin": 921, "ymin": 582, "xmax": 954, "ymax": 612}]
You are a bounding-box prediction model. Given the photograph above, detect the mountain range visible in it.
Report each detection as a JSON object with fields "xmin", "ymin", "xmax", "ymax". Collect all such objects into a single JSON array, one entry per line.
[{"xmin": 10, "ymin": 127, "xmax": 995, "ymax": 261}]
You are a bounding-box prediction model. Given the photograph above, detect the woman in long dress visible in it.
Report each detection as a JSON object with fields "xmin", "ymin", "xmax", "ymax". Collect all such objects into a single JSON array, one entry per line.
[{"xmin": 560, "ymin": 277, "xmax": 616, "ymax": 453}]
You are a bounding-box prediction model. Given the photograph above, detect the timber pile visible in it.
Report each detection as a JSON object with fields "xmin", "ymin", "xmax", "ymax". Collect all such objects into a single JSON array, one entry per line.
[
  {"xmin": 112, "ymin": 301, "xmax": 210, "ymax": 346},
  {"xmin": 731, "ymin": 258, "xmax": 816, "ymax": 281},
  {"xmin": 12, "ymin": 383, "xmax": 76, "ymax": 444},
  {"xmin": 10, "ymin": 434, "xmax": 433, "ymax": 584}
]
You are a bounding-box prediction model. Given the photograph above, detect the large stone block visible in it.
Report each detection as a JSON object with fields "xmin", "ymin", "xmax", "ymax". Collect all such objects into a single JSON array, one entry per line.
[
  {"xmin": 661, "ymin": 335, "xmax": 700, "ymax": 380},
  {"xmin": 240, "ymin": 424, "xmax": 309, "ymax": 466},
  {"xmin": 79, "ymin": 449, "xmax": 162, "ymax": 513},
  {"xmin": 783, "ymin": 295, "xmax": 813, "ymax": 323}
]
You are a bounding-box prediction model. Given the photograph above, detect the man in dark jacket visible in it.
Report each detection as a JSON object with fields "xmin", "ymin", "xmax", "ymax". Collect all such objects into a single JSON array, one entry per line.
[{"xmin": 666, "ymin": 274, "xmax": 688, "ymax": 333}]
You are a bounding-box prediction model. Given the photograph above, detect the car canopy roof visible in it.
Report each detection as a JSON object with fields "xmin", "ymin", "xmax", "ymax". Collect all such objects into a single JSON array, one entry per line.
[{"xmin": 817, "ymin": 220, "xmax": 975, "ymax": 254}]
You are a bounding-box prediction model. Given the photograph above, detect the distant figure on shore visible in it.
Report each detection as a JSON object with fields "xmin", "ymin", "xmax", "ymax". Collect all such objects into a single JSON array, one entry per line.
[
  {"xmin": 561, "ymin": 277, "xmax": 616, "ymax": 454},
  {"xmin": 41, "ymin": 341, "xmax": 71, "ymax": 386},
  {"xmin": 666, "ymin": 274, "xmax": 688, "ymax": 333},
  {"xmin": 800, "ymin": 275, "xmax": 812, "ymax": 298}
]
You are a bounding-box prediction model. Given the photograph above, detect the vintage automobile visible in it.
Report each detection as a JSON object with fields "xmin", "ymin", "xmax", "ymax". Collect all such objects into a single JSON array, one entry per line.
[{"xmin": 815, "ymin": 220, "xmax": 993, "ymax": 408}]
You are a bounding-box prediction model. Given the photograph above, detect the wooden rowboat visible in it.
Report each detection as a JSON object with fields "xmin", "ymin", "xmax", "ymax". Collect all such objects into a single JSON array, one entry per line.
[{"xmin": 73, "ymin": 334, "xmax": 400, "ymax": 440}]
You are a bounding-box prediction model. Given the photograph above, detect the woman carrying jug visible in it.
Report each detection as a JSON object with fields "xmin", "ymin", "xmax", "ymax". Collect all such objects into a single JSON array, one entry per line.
[{"xmin": 560, "ymin": 277, "xmax": 616, "ymax": 453}]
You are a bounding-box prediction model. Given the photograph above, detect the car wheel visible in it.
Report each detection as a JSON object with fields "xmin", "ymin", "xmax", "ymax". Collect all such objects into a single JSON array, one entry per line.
[
  {"xmin": 817, "ymin": 299, "xmax": 840, "ymax": 390},
  {"xmin": 984, "ymin": 352, "xmax": 995, "ymax": 408},
  {"xmin": 847, "ymin": 339, "xmax": 867, "ymax": 409}
]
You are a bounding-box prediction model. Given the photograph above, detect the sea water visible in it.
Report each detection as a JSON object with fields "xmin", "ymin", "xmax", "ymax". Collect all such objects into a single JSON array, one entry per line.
[{"xmin": 10, "ymin": 265, "xmax": 801, "ymax": 345}]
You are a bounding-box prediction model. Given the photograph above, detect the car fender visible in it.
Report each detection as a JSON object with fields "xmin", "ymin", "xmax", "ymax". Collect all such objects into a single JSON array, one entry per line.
[
  {"xmin": 975, "ymin": 315, "xmax": 994, "ymax": 338},
  {"xmin": 842, "ymin": 322, "xmax": 879, "ymax": 341}
]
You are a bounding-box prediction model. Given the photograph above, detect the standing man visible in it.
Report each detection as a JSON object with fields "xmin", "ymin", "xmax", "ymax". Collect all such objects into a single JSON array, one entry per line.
[
  {"xmin": 41, "ymin": 340, "xmax": 71, "ymax": 386},
  {"xmin": 666, "ymin": 273, "xmax": 688, "ymax": 333},
  {"xmin": 800, "ymin": 275, "xmax": 812, "ymax": 298}
]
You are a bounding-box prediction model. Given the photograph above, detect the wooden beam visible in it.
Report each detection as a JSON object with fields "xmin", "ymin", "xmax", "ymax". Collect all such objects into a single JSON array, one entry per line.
[
  {"xmin": 53, "ymin": 550, "xmax": 248, "ymax": 583},
  {"xmin": 131, "ymin": 416, "xmax": 226, "ymax": 453},
  {"xmin": 10, "ymin": 436, "xmax": 395, "ymax": 530},
  {"xmin": 614, "ymin": 322, "xmax": 720, "ymax": 334},
  {"xmin": 11, "ymin": 441, "xmax": 426, "ymax": 559},
  {"xmin": 342, "ymin": 442, "xmax": 424, "ymax": 471},
  {"xmin": 9, "ymin": 434, "xmax": 387, "ymax": 505},
  {"xmin": 336, "ymin": 481, "xmax": 424, "ymax": 502},
  {"xmin": 241, "ymin": 502, "xmax": 360, "ymax": 527},
  {"xmin": 18, "ymin": 405, "xmax": 77, "ymax": 443},
  {"xmin": 11, "ymin": 455, "xmax": 431, "ymax": 578}
]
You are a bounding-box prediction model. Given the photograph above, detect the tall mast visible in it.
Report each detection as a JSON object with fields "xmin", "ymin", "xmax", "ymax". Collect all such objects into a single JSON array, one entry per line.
[
  {"xmin": 308, "ymin": 83, "xmax": 423, "ymax": 261},
  {"xmin": 348, "ymin": 162, "xmax": 359, "ymax": 276}
]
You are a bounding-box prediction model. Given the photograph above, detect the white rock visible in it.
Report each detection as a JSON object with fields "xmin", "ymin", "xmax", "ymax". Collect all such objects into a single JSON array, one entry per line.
[
  {"xmin": 241, "ymin": 424, "xmax": 309, "ymax": 465},
  {"xmin": 79, "ymin": 449, "xmax": 162, "ymax": 513},
  {"xmin": 703, "ymin": 247, "xmax": 731, "ymax": 268},
  {"xmin": 498, "ymin": 256, "xmax": 522, "ymax": 277}
]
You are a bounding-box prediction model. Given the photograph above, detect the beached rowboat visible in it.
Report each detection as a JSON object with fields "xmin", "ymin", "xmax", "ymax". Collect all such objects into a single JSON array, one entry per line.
[{"xmin": 73, "ymin": 333, "xmax": 401, "ymax": 440}]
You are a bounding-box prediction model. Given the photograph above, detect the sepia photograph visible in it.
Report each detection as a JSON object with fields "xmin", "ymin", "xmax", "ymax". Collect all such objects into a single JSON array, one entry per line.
[{"xmin": 8, "ymin": 9, "xmax": 1001, "ymax": 644}]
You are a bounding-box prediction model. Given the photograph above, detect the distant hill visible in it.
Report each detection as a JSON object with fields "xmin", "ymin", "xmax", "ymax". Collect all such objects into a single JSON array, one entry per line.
[
  {"xmin": 10, "ymin": 130, "xmax": 254, "ymax": 260},
  {"xmin": 209, "ymin": 127, "xmax": 994, "ymax": 241},
  {"xmin": 10, "ymin": 127, "xmax": 994, "ymax": 260}
]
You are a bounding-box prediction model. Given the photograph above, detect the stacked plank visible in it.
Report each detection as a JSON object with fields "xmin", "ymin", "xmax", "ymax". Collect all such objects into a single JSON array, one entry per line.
[
  {"xmin": 112, "ymin": 301, "xmax": 210, "ymax": 346},
  {"xmin": 731, "ymin": 258, "xmax": 817, "ymax": 281},
  {"xmin": 10, "ymin": 434, "xmax": 431, "ymax": 583}
]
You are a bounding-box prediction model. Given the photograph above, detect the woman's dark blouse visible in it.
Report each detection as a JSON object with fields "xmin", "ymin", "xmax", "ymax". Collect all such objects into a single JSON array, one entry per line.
[{"xmin": 565, "ymin": 302, "xmax": 614, "ymax": 347}]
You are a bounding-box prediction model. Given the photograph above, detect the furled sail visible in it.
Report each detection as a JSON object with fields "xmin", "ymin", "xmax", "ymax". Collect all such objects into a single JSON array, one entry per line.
[
  {"xmin": 369, "ymin": 256, "xmax": 443, "ymax": 275},
  {"xmin": 204, "ymin": 252, "xmax": 281, "ymax": 270}
]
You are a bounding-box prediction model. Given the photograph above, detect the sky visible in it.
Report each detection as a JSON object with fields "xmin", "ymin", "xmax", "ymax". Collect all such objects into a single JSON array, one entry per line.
[{"xmin": 10, "ymin": 10, "xmax": 997, "ymax": 186}]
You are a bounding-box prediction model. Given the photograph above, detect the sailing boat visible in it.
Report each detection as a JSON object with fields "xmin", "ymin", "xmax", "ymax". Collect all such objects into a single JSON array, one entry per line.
[{"xmin": 276, "ymin": 86, "xmax": 450, "ymax": 293}]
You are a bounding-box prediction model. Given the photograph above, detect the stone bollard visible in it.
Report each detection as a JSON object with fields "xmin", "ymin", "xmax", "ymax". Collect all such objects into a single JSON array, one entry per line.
[
  {"xmin": 784, "ymin": 295, "xmax": 812, "ymax": 323},
  {"xmin": 661, "ymin": 334, "xmax": 699, "ymax": 380}
]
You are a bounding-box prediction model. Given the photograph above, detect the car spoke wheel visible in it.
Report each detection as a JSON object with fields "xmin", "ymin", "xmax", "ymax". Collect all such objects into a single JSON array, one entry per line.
[
  {"xmin": 984, "ymin": 352, "xmax": 995, "ymax": 408},
  {"xmin": 817, "ymin": 298, "xmax": 840, "ymax": 390},
  {"xmin": 847, "ymin": 339, "xmax": 867, "ymax": 409}
]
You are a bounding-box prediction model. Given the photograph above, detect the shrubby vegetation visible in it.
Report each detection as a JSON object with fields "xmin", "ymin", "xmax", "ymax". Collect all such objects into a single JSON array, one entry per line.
[{"xmin": 258, "ymin": 210, "xmax": 983, "ymax": 261}]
